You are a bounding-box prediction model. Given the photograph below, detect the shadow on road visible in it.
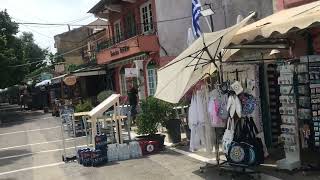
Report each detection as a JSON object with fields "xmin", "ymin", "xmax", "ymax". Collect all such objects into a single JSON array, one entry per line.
[
  {"xmin": 0, "ymin": 149, "xmax": 32, "ymax": 167},
  {"xmin": 0, "ymin": 111, "xmax": 47, "ymax": 128}
]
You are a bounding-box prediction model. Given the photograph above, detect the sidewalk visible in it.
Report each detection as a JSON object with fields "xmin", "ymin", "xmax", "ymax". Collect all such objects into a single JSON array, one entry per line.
[{"xmin": 130, "ymin": 129, "xmax": 320, "ymax": 180}]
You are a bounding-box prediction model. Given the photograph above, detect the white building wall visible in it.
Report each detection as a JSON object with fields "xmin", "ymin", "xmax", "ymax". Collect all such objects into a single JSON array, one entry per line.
[{"xmin": 155, "ymin": 0, "xmax": 273, "ymax": 57}]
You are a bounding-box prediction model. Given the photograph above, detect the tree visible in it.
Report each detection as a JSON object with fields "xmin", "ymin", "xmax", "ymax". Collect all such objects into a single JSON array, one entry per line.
[
  {"xmin": 0, "ymin": 10, "xmax": 26, "ymax": 88},
  {"xmin": 19, "ymin": 32, "xmax": 48, "ymax": 73},
  {"xmin": 0, "ymin": 10, "xmax": 49, "ymax": 88}
]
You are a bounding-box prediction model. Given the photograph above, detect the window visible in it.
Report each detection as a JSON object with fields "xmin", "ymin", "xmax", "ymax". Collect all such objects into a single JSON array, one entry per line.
[
  {"xmin": 147, "ymin": 64, "xmax": 157, "ymax": 96},
  {"xmin": 120, "ymin": 68, "xmax": 127, "ymax": 95},
  {"xmin": 140, "ymin": 1, "xmax": 153, "ymax": 33},
  {"xmin": 114, "ymin": 20, "xmax": 121, "ymax": 43},
  {"xmin": 124, "ymin": 12, "xmax": 136, "ymax": 38}
]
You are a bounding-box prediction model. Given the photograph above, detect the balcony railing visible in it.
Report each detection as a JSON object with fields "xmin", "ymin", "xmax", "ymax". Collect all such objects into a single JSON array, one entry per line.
[{"xmin": 97, "ymin": 22, "xmax": 157, "ymax": 52}]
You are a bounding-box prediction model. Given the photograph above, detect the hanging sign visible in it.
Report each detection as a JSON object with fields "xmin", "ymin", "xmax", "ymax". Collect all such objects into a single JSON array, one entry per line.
[
  {"xmin": 125, "ymin": 68, "xmax": 137, "ymax": 77},
  {"xmin": 55, "ymin": 64, "xmax": 65, "ymax": 73},
  {"xmin": 63, "ymin": 75, "xmax": 77, "ymax": 86}
]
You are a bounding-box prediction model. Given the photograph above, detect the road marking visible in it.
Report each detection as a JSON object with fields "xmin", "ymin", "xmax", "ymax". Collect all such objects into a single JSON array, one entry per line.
[
  {"xmin": 0, "ymin": 138, "xmax": 76, "ymax": 151},
  {"xmin": 0, "ymin": 126, "xmax": 60, "ymax": 136},
  {"xmin": 0, "ymin": 162, "xmax": 65, "ymax": 176},
  {"xmin": 0, "ymin": 145, "xmax": 86, "ymax": 161},
  {"xmin": 25, "ymin": 117, "xmax": 52, "ymax": 121}
]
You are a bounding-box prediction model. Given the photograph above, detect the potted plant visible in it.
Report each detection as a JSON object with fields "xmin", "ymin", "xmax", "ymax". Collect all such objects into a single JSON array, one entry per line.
[
  {"xmin": 97, "ymin": 90, "xmax": 115, "ymax": 103},
  {"xmin": 136, "ymin": 97, "xmax": 169, "ymax": 148},
  {"xmin": 75, "ymin": 99, "xmax": 93, "ymax": 113},
  {"xmin": 136, "ymin": 97, "xmax": 182, "ymax": 146}
]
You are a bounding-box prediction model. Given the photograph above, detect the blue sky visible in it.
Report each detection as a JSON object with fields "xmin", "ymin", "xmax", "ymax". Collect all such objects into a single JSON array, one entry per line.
[{"xmin": 1, "ymin": 0, "xmax": 101, "ymax": 53}]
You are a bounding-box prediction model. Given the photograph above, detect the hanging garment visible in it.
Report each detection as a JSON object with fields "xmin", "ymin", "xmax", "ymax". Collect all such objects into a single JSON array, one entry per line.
[
  {"xmin": 208, "ymin": 89, "xmax": 225, "ymax": 127},
  {"xmin": 188, "ymin": 88, "xmax": 209, "ymax": 152},
  {"xmin": 189, "ymin": 94, "xmax": 204, "ymax": 151},
  {"xmin": 218, "ymin": 93, "xmax": 229, "ymax": 120}
]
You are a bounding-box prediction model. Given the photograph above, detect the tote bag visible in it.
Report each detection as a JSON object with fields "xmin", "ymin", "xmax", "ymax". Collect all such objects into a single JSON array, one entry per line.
[{"xmin": 222, "ymin": 118, "xmax": 234, "ymax": 154}]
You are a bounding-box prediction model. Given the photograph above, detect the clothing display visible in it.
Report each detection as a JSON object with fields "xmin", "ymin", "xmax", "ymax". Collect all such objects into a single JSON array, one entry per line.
[
  {"xmin": 208, "ymin": 89, "xmax": 227, "ymax": 127},
  {"xmin": 188, "ymin": 87, "xmax": 209, "ymax": 152}
]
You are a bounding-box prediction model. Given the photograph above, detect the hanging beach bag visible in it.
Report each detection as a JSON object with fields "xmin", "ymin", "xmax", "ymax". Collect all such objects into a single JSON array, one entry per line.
[
  {"xmin": 222, "ymin": 118, "xmax": 234, "ymax": 154},
  {"xmin": 218, "ymin": 94, "xmax": 229, "ymax": 120},
  {"xmin": 248, "ymin": 117, "xmax": 264, "ymax": 165},
  {"xmin": 227, "ymin": 119, "xmax": 248, "ymax": 165},
  {"xmin": 238, "ymin": 93, "xmax": 256, "ymax": 116}
]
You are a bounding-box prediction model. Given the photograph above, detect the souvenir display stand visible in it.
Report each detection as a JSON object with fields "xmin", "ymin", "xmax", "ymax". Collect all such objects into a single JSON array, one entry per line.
[
  {"xmin": 276, "ymin": 63, "xmax": 301, "ymax": 170},
  {"xmin": 194, "ymin": 63, "xmax": 265, "ymax": 179},
  {"xmin": 59, "ymin": 104, "xmax": 78, "ymax": 162}
]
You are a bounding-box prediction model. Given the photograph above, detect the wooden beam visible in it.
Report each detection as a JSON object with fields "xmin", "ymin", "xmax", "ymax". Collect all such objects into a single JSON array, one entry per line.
[
  {"xmin": 122, "ymin": 0, "xmax": 136, "ymax": 3},
  {"xmin": 226, "ymin": 44, "xmax": 289, "ymax": 49},
  {"xmin": 105, "ymin": 4, "xmax": 122, "ymax": 13}
]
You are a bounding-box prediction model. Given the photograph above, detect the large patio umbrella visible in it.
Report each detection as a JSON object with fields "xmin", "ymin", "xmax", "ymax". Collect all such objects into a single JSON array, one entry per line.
[{"xmin": 154, "ymin": 13, "xmax": 255, "ymax": 104}]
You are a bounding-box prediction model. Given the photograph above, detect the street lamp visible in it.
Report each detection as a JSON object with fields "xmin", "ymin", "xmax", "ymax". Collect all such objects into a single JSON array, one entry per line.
[{"xmin": 201, "ymin": 3, "xmax": 215, "ymax": 32}]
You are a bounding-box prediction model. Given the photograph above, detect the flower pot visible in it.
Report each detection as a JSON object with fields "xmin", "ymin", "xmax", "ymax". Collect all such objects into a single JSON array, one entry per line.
[
  {"xmin": 135, "ymin": 134, "xmax": 166, "ymax": 149},
  {"xmin": 166, "ymin": 119, "xmax": 181, "ymax": 144}
]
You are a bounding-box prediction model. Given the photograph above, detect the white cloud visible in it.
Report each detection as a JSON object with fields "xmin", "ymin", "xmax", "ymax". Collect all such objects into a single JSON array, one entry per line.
[{"xmin": 1, "ymin": 0, "xmax": 101, "ymax": 53}]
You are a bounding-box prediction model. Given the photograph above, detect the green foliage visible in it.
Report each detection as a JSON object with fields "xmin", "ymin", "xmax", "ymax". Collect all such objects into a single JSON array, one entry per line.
[
  {"xmin": 136, "ymin": 97, "xmax": 174, "ymax": 135},
  {"xmin": 19, "ymin": 32, "xmax": 48, "ymax": 73},
  {"xmin": 75, "ymin": 99, "xmax": 93, "ymax": 113},
  {"xmin": 48, "ymin": 52, "xmax": 65, "ymax": 64},
  {"xmin": 97, "ymin": 90, "xmax": 115, "ymax": 103},
  {"xmin": 0, "ymin": 10, "xmax": 48, "ymax": 88}
]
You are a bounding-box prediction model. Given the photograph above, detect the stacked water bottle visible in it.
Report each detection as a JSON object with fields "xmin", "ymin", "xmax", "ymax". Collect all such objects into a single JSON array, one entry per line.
[
  {"xmin": 107, "ymin": 141, "xmax": 143, "ymax": 162},
  {"xmin": 77, "ymin": 134, "xmax": 108, "ymax": 167}
]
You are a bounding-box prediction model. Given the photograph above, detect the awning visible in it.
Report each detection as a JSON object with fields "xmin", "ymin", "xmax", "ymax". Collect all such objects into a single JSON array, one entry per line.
[
  {"xmin": 232, "ymin": 1, "xmax": 320, "ymax": 44},
  {"xmin": 51, "ymin": 74, "xmax": 67, "ymax": 84},
  {"xmin": 35, "ymin": 80, "xmax": 51, "ymax": 87},
  {"xmin": 71, "ymin": 66, "xmax": 106, "ymax": 77},
  {"xmin": 107, "ymin": 53, "xmax": 149, "ymax": 68}
]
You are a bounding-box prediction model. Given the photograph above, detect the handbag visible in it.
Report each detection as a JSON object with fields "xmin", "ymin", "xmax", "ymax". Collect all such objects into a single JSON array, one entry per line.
[
  {"xmin": 227, "ymin": 118, "xmax": 249, "ymax": 165},
  {"xmin": 222, "ymin": 118, "xmax": 234, "ymax": 154},
  {"xmin": 227, "ymin": 117, "xmax": 263, "ymax": 166},
  {"xmin": 248, "ymin": 117, "xmax": 264, "ymax": 165},
  {"xmin": 238, "ymin": 93, "xmax": 256, "ymax": 116}
]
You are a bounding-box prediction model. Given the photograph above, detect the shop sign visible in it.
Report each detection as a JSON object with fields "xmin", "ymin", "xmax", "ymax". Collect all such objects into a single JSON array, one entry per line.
[
  {"xmin": 63, "ymin": 75, "xmax": 77, "ymax": 86},
  {"xmin": 55, "ymin": 64, "xmax": 65, "ymax": 73},
  {"xmin": 110, "ymin": 46, "xmax": 130, "ymax": 57},
  {"xmin": 125, "ymin": 68, "xmax": 137, "ymax": 77},
  {"xmin": 40, "ymin": 73, "xmax": 53, "ymax": 81}
]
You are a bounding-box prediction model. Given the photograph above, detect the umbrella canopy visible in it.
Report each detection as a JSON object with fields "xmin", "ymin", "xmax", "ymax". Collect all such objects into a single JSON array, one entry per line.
[{"xmin": 154, "ymin": 13, "xmax": 255, "ymax": 103}]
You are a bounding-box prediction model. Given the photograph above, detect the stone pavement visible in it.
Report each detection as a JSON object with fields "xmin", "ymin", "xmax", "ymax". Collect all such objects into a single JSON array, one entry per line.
[{"xmin": 0, "ymin": 107, "xmax": 319, "ymax": 180}]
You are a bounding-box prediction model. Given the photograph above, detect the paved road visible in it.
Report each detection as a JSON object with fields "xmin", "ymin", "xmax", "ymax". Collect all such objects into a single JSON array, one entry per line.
[
  {"xmin": 0, "ymin": 107, "xmax": 219, "ymax": 180},
  {"xmin": 0, "ymin": 106, "xmax": 317, "ymax": 180}
]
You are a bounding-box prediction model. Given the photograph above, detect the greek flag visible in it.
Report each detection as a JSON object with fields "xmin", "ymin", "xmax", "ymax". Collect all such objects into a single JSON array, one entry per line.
[{"xmin": 192, "ymin": 0, "xmax": 202, "ymax": 38}]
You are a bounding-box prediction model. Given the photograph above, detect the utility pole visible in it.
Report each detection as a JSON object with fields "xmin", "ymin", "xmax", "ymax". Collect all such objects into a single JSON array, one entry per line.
[{"xmin": 204, "ymin": 3, "xmax": 214, "ymax": 32}]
